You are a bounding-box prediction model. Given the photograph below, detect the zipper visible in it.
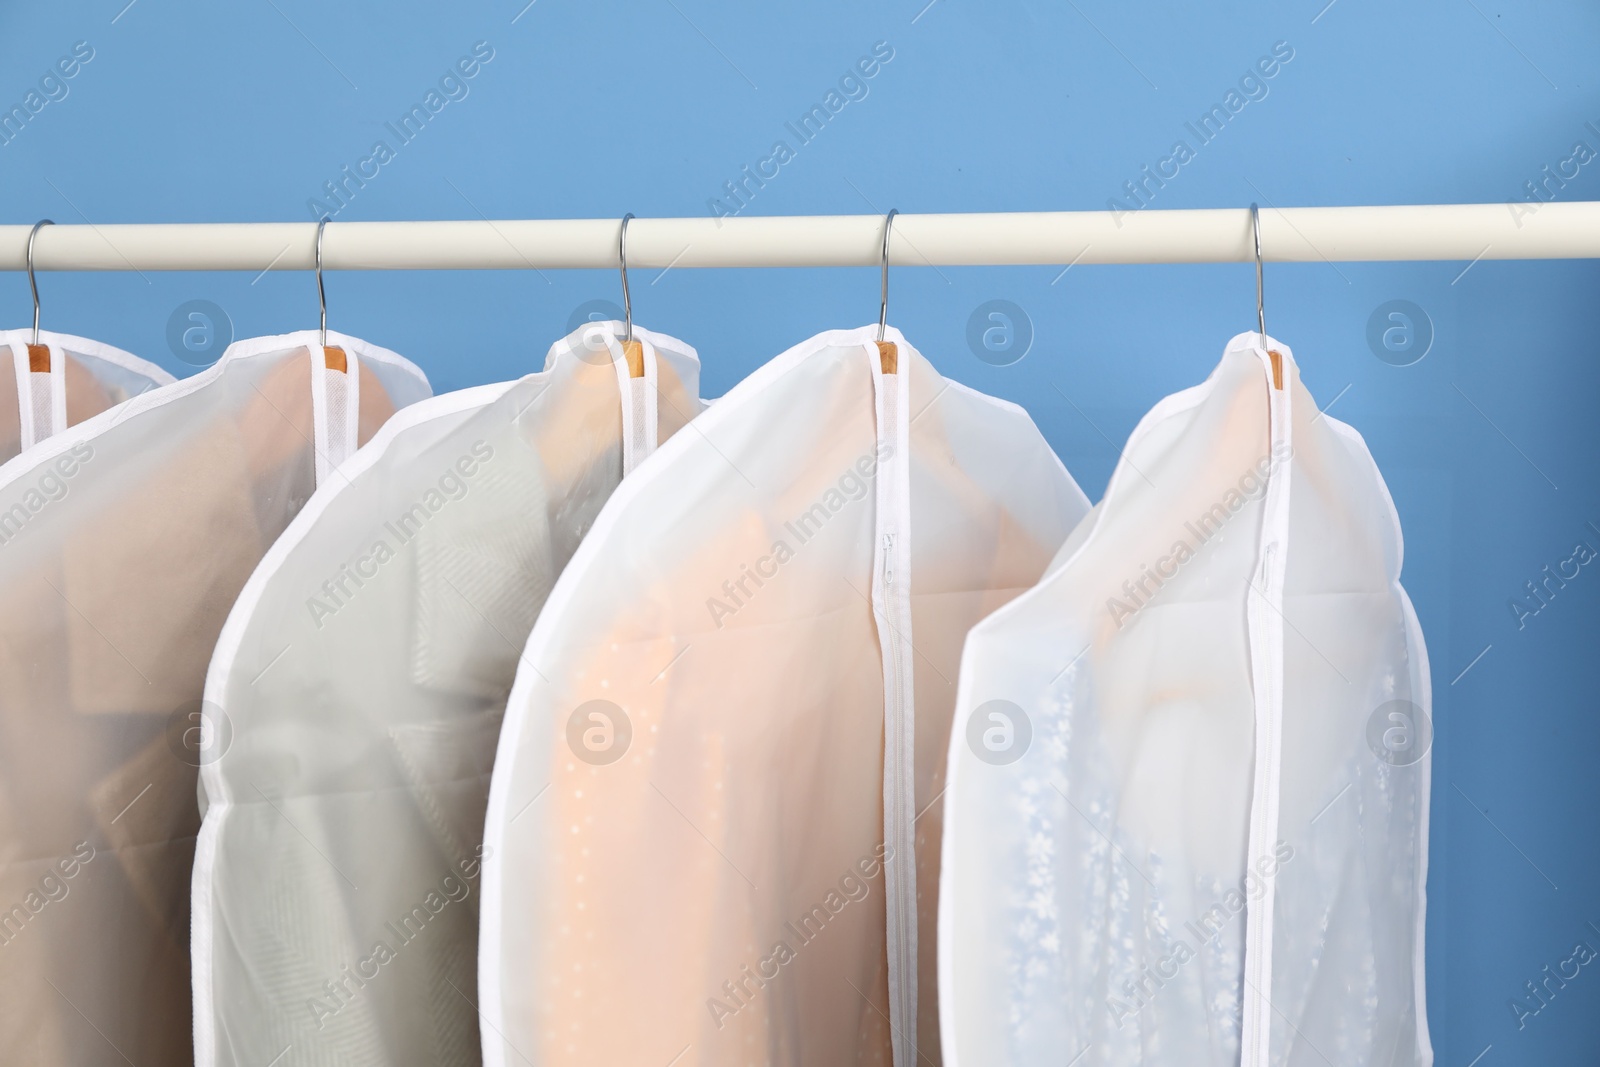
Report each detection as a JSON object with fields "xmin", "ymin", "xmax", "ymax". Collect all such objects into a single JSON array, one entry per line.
[
  {"xmin": 873, "ymin": 358, "xmax": 917, "ymax": 1066},
  {"xmin": 1239, "ymin": 346, "xmax": 1292, "ymax": 1067},
  {"xmin": 883, "ymin": 533, "xmax": 914, "ymax": 1055}
]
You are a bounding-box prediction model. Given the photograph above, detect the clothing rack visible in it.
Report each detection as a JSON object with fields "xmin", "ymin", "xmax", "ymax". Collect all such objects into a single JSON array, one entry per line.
[{"xmin": 2, "ymin": 202, "xmax": 1597, "ymax": 271}]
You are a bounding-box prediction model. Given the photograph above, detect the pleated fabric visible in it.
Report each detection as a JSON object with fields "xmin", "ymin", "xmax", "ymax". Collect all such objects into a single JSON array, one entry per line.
[
  {"xmin": 0, "ymin": 331, "xmax": 429, "ymax": 1065},
  {"xmin": 479, "ymin": 325, "xmax": 1091, "ymax": 1067},
  {"xmin": 192, "ymin": 323, "xmax": 701, "ymax": 1067},
  {"xmin": 939, "ymin": 333, "xmax": 1431, "ymax": 1067}
]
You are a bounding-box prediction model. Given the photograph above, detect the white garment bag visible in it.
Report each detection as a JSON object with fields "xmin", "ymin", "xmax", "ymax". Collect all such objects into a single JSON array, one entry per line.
[
  {"xmin": 479, "ymin": 325, "xmax": 1090, "ymax": 1067},
  {"xmin": 0, "ymin": 329, "xmax": 173, "ymax": 463},
  {"xmin": 192, "ymin": 324, "xmax": 702, "ymax": 1067},
  {"xmin": 0, "ymin": 331, "xmax": 429, "ymax": 1065},
  {"xmin": 939, "ymin": 333, "xmax": 1431, "ymax": 1066}
]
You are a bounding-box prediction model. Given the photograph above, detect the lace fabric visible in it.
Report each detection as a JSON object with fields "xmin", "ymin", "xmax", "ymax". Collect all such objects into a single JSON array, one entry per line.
[{"xmin": 940, "ymin": 334, "xmax": 1431, "ymax": 1067}]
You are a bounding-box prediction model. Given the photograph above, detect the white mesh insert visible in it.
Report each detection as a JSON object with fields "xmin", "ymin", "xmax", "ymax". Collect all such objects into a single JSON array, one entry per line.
[
  {"xmin": 316, "ymin": 351, "xmax": 359, "ymax": 481},
  {"xmin": 627, "ymin": 377, "xmax": 651, "ymax": 474},
  {"xmin": 29, "ymin": 370, "xmax": 54, "ymax": 446}
]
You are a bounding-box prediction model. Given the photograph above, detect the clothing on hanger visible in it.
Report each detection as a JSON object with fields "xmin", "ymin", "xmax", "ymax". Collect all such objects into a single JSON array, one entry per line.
[
  {"xmin": 478, "ymin": 324, "xmax": 1091, "ymax": 1067},
  {"xmin": 938, "ymin": 333, "xmax": 1431, "ymax": 1066},
  {"xmin": 191, "ymin": 323, "xmax": 702, "ymax": 1067},
  {"xmin": 0, "ymin": 329, "xmax": 173, "ymax": 464},
  {"xmin": 0, "ymin": 331, "xmax": 429, "ymax": 1066}
]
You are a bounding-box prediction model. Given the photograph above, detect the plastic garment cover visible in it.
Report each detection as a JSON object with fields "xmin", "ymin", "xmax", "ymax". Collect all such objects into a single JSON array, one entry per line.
[
  {"xmin": 0, "ymin": 331, "xmax": 429, "ymax": 1066},
  {"xmin": 938, "ymin": 333, "xmax": 1431, "ymax": 1067},
  {"xmin": 479, "ymin": 325, "xmax": 1091, "ymax": 1067},
  {"xmin": 192, "ymin": 324, "xmax": 702, "ymax": 1067},
  {"xmin": 0, "ymin": 329, "xmax": 173, "ymax": 463}
]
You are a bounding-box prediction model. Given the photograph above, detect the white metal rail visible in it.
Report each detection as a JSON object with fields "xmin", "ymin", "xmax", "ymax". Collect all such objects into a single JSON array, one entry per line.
[{"xmin": 1, "ymin": 202, "xmax": 1596, "ymax": 271}]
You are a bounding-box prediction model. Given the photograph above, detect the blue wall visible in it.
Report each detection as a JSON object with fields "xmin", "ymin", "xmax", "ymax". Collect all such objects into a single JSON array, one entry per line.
[{"xmin": 3, "ymin": 0, "xmax": 1598, "ymax": 1059}]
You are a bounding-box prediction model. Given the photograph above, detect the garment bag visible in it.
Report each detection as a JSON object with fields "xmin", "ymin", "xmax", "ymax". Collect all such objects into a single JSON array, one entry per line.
[
  {"xmin": 0, "ymin": 331, "xmax": 430, "ymax": 1066},
  {"xmin": 0, "ymin": 329, "xmax": 173, "ymax": 463},
  {"xmin": 192, "ymin": 324, "xmax": 702, "ymax": 1067},
  {"xmin": 479, "ymin": 325, "xmax": 1091, "ymax": 1067},
  {"xmin": 938, "ymin": 333, "xmax": 1431, "ymax": 1066}
]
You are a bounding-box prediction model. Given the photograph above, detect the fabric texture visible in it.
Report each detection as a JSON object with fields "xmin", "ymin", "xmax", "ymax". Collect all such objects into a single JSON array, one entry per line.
[
  {"xmin": 478, "ymin": 325, "xmax": 1090, "ymax": 1067},
  {"xmin": 938, "ymin": 333, "xmax": 1432, "ymax": 1067},
  {"xmin": 191, "ymin": 323, "xmax": 701, "ymax": 1067},
  {"xmin": 0, "ymin": 331, "xmax": 428, "ymax": 1066}
]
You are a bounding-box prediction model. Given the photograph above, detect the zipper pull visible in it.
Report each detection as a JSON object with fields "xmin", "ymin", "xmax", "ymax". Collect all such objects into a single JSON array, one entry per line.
[{"xmin": 883, "ymin": 534, "xmax": 894, "ymax": 587}]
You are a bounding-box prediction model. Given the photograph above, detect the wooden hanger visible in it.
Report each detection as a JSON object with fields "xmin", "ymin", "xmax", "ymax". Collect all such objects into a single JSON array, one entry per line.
[{"xmin": 876, "ymin": 340, "xmax": 897, "ymax": 375}]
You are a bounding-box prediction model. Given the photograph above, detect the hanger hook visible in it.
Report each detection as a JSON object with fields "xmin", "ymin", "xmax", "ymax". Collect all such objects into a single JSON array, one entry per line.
[
  {"xmin": 618, "ymin": 213, "xmax": 634, "ymax": 344},
  {"xmin": 878, "ymin": 209, "xmax": 898, "ymax": 343},
  {"xmin": 1249, "ymin": 203, "xmax": 1266, "ymax": 338},
  {"xmin": 315, "ymin": 216, "xmax": 330, "ymax": 349},
  {"xmin": 27, "ymin": 219, "xmax": 53, "ymax": 347}
]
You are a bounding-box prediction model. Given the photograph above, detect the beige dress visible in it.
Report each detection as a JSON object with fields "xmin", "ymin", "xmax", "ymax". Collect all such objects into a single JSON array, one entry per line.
[
  {"xmin": 479, "ymin": 325, "xmax": 1091, "ymax": 1067},
  {"xmin": 0, "ymin": 331, "xmax": 429, "ymax": 1065}
]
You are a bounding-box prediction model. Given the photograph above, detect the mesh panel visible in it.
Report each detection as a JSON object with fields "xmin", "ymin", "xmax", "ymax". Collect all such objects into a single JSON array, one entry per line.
[
  {"xmin": 29, "ymin": 370, "xmax": 54, "ymax": 446},
  {"xmin": 627, "ymin": 376, "xmax": 650, "ymax": 474},
  {"xmin": 327, "ymin": 370, "xmax": 351, "ymax": 460}
]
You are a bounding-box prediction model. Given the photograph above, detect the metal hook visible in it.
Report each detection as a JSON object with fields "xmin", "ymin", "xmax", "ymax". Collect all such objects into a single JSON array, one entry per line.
[
  {"xmin": 27, "ymin": 220, "xmax": 53, "ymax": 347},
  {"xmin": 878, "ymin": 209, "xmax": 898, "ymax": 343},
  {"xmin": 315, "ymin": 217, "xmax": 330, "ymax": 348},
  {"xmin": 618, "ymin": 213, "xmax": 635, "ymax": 344},
  {"xmin": 1250, "ymin": 203, "xmax": 1266, "ymax": 338},
  {"xmin": 315, "ymin": 217, "xmax": 330, "ymax": 349}
]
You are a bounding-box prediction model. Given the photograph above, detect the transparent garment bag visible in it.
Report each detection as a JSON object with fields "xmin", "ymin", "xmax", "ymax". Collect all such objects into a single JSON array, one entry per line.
[
  {"xmin": 938, "ymin": 333, "xmax": 1431, "ymax": 1067},
  {"xmin": 0, "ymin": 329, "xmax": 174, "ymax": 463},
  {"xmin": 0, "ymin": 331, "xmax": 429, "ymax": 1066},
  {"xmin": 479, "ymin": 325, "xmax": 1091, "ymax": 1067},
  {"xmin": 192, "ymin": 324, "xmax": 703, "ymax": 1067}
]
